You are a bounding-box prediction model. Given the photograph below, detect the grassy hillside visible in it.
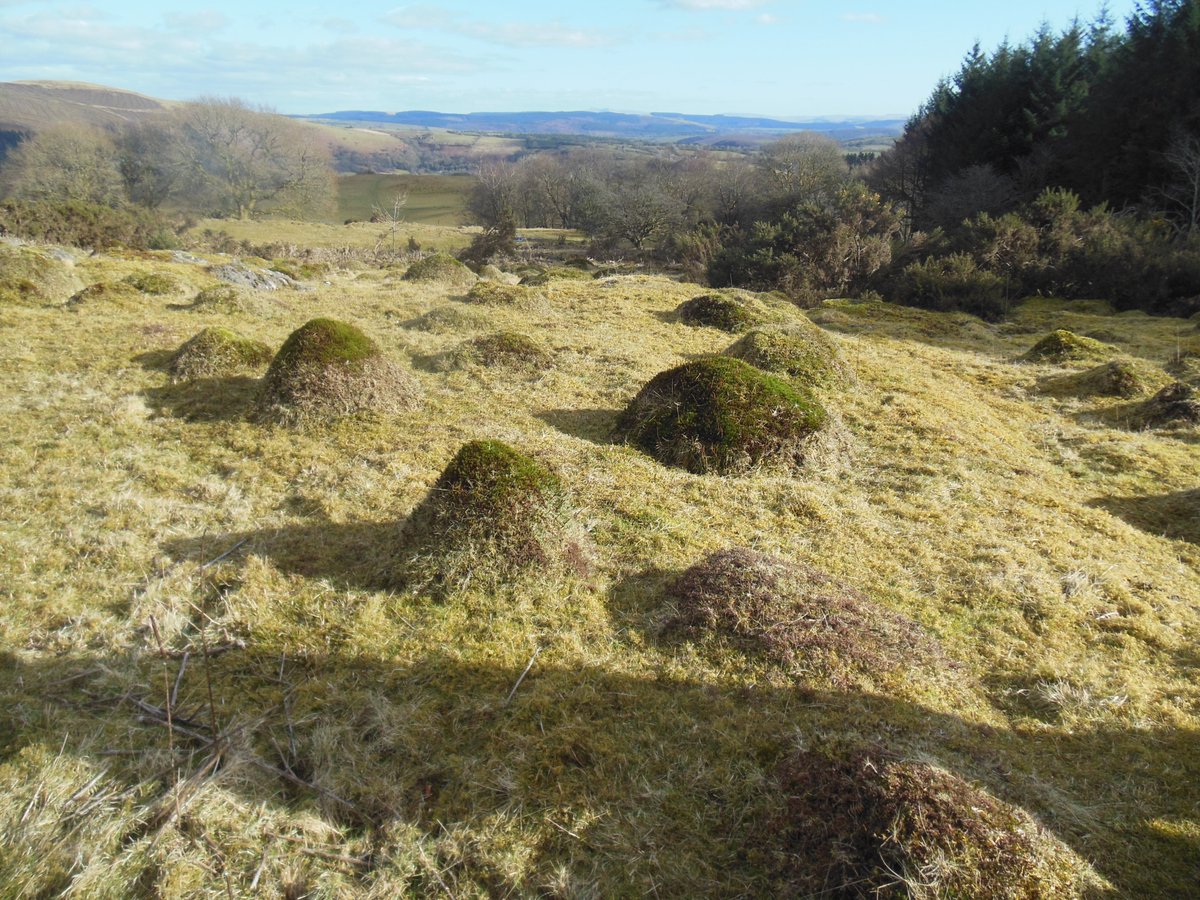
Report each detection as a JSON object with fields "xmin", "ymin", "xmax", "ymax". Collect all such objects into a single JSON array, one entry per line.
[
  {"xmin": 1, "ymin": 231, "xmax": 1198, "ymax": 896},
  {"xmin": 336, "ymin": 173, "xmax": 475, "ymax": 226}
]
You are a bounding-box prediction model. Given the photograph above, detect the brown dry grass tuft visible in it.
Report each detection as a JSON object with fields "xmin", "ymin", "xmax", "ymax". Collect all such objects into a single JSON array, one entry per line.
[
  {"xmin": 1038, "ymin": 357, "xmax": 1172, "ymax": 399},
  {"xmin": 774, "ymin": 745, "xmax": 1091, "ymax": 898}
]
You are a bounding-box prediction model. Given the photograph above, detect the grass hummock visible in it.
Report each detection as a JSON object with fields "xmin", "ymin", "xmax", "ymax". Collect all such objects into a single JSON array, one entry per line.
[
  {"xmin": 1039, "ymin": 357, "xmax": 1171, "ymax": 398},
  {"xmin": 257, "ymin": 317, "xmax": 420, "ymax": 423},
  {"xmin": 402, "ymin": 253, "xmax": 476, "ymax": 287},
  {"xmin": 168, "ymin": 327, "xmax": 273, "ymax": 381},
  {"xmin": 1022, "ymin": 328, "xmax": 1116, "ymax": 364},
  {"xmin": 676, "ymin": 293, "xmax": 761, "ymax": 333},
  {"xmin": 773, "ymin": 745, "xmax": 1091, "ymax": 898},
  {"xmin": 454, "ymin": 331, "xmax": 551, "ymax": 370},
  {"xmin": 394, "ymin": 439, "xmax": 577, "ymax": 592},
  {"xmin": 0, "ymin": 245, "xmax": 81, "ymax": 306},
  {"xmin": 614, "ymin": 356, "xmax": 827, "ymax": 474},
  {"xmin": 1119, "ymin": 381, "xmax": 1200, "ymax": 430},
  {"xmin": 463, "ymin": 280, "xmax": 538, "ymax": 307},
  {"xmin": 724, "ymin": 322, "xmax": 850, "ymax": 387}
]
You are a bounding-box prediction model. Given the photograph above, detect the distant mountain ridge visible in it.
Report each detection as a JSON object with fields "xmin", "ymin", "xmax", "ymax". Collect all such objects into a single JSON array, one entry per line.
[{"xmin": 305, "ymin": 109, "xmax": 906, "ymax": 141}]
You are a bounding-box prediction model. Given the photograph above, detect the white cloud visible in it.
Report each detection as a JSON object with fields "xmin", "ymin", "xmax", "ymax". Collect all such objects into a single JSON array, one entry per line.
[
  {"xmin": 163, "ymin": 10, "xmax": 229, "ymax": 33},
  {"xmin": 842, "ymin": 13, "xmax": 886, "ymax": 25},
  {"xmin": 756, "ymin": 13, "xmax": 780, "ymax": 25},
  {"xmin": 383, "ymin": 8, "xmax": 624, "ymax": 49},
  {"xmin": 659, "ymin": 0, "xmax": 771, "ymax": 9}
]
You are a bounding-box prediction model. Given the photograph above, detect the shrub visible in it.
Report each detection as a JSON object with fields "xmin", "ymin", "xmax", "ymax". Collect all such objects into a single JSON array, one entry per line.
[
  {"xmin": 774, "ymin": 746, "xmax": 1090, "ymax": 898},
  {"xmin": 395, "ymin": 440, "xmax": 577, "ymax": 592},
  {"xmin": 892, "ymin": 252, "xmax": 1008, "ymax": 320},
  {"xmin": 168, "ymin": 327, "xmax": 273, "ymax": 380},
  {"xmin": 1021, "ymin": 329, "xmax": 1116, "ymax": 365},
  {"xmin": 614, "ymin": 356, "xmax": 826, "ymax": 474},
  {"xmin": 724, "ymin": 322, "xmax": 850, "ymax": 387},
  {"xmin": 0, "ymin": 199, "xmax": 180, "ymax": 250},
  {"xmin": 257, "ymin": 318, "xmax": 421, "ymax": 423},
  {"xmin": 402, "ymin": 253, "xmax": 476, "ymax": 287},
  {"xmin": 676, "ymin": 293, "xmax": 762, "ymax": 333}
]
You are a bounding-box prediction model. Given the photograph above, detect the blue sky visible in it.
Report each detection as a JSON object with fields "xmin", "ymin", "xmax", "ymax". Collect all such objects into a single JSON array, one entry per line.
[{"xmin": 1, "ymin": 0, "xmax": 1140, "ymax": 117}]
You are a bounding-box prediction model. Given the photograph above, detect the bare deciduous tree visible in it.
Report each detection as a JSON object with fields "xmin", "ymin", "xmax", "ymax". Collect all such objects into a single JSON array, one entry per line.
[{"xmin": 1, "ymin": 124, "xmax": 125, "ymax": 206}]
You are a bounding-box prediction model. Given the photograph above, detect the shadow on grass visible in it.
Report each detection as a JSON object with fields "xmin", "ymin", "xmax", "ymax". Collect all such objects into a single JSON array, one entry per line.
[
  {"xmin": 142, "ymin": 375, "xmax": 260, "ymax": 423},
  {"xmin": 1, "ymin": 639, "xmax": 1197, "ymax": 896},
  {"xmin": 535, "ymin": 407, "xmax": 620, "ymax": 445},
  {"xmin": 1090, "ymin": 489, "xmax": 1200, "ymax": 544},
  {"xmin": 132, "ymin": 349, "xmax": 175, "ymax": 372}
]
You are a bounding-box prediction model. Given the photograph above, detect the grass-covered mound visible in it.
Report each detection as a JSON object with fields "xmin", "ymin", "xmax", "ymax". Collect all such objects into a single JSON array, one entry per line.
[
  {"xmin": 614, "ymin": 356, "xmax": 827, "ymax": 474},
  {"xmin": 404, "ymin": 303, "xmax": 489, "ymax": 333},
  {"xmin": 676, "ymin": 293, "xmax": 762, "ymax": 333},
  {"xmin": 168, "ymin": 327, "xmax": 273, "ymax": 381},
  {"xmin": 65, "ymin": 280, "xmax": 138, "ymax": 308},
  {"xmin": 663, "ymin": 548, "xmax": 945, "ymax": 686},
  {"xmin": 402, "ymin": 253, "xmax": 476, "ymax": 287},
  {"xmin": 122, "ymin": 272, "xmax": 179, "ymax": 295},
  {"xmin": 1022, "ymin": 329, "xmax": 1116, "ymax": 364},
  {"xmin": 724, "ymin": 322, "xmax": 850, "ymax": 387},
  {"xmin": 0, "ymin": 245, "xmax": 81, "ymax": 306},
  {"xmin": 395, "ymin": 439, "xmax": 576, "ymax": 591},
  {"xmin": 1119, "ymin": 382, "xmax": 1200, "ymax": 430},
  {"xmin": 182, "ymin": 284, "xmax": 281, "ymax": 316},
  {"xmin": 257, "ymin": 318, "xmax": 420, "ymax": 423},
  {"xmin": 1039, "ymin": 357, "xmax": 1171, "ymax": 398},
  {"xmin": 1165, "ymin": 349, "xmax": 1200, "ymax": 386},
  {"xmin": 463, "ymin": 280, "xmax": 539, "ymax": 307},
  {"xmin": 774, "ymin": 746, "xmax": 1089, "ymax": 898},
  {"xmin": 519, "ymin": 265, "xmax": 593, "ymax": 286},
  {"xmin": 453, "ymin": 331, "xmax": 551, "ymax": 370}
]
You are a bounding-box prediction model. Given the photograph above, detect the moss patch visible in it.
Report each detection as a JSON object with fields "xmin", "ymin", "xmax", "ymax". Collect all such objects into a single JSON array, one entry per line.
[
  {"xmin": 1039, "ymin": 358, "xmax": 1171, "ymax": 399},
  {"xmin": 774, "ymin": 745, "xmax": 1090, "ymax": 898},
  {"xmin": 615, "ymin": 356, "xmax": 827, "ymax": 474},
  {"xmin": 395, "ymin": 439, "xmax": 576, "ymax": 592},
  {"xmin": 168, "ymin": 327, "xmax": 273, "ymax": 381},
  {"xmin": 663, "ymin": 548, "xmax": 946, "ymax": 686},
  {"xmin": 0, "ymin": 246, "xmax": 81, "ymax": 307},
  {"xmin": 676, "ymin": 293, "xmax": 762, "ymax": 333},
  {"xmin": 1022, "ymin": 329, "xmax": 1116, "ymax": 365},
  {"xmin": 724, "ymin": 322, "xmax": 850, "ymax": 387},
  {"xmin": 257, "ymin": 318, "xmax": 420, "ymax": 423},
  {"xmin": 403, "ymin": 253, "xmax": 476, "ymax": 287}
]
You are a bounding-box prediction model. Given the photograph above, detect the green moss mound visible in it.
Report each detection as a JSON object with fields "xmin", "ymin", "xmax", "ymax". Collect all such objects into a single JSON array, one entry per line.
[
  {"xmin": 122, "ymin": 271, "xmax": 179, "ymax": 294},
  {"xmin": 676, "ymin": 293, "xmax": 762, "ymax": 333},
  {"xmin": 615, "ymin": 356, "xmax": 826, "ymax": 474},
  {"xmin": 724, "ymin": 322, "xmax": 850, "ymax": 387},
  {"xmin": 774, "ymin": 746, "xmax": 1091, "ymax": 898},
  {"xmin": 402, "ymin": 253, "xmax": 476, "ymax": 287},
  {"xmin": 1040, "ymin": 358, "xmax": 1171, "ymax": 398},
  {"xmin": 168, "ymin": 327, "xmax": 274, "ymax": 381},
  {"xmin": 396, "ymin": 440, "xmax": 577, "ymax": 591},
  {"xmin": 519, "ymin": 266, "xmax": 593, "ymax": 286},
  {"xmin": 665, "ymin": 548, "xmax": 946, "ymax": 685},
  {"xmin": 257, "ymin": 318, "xmax": 420, "ymax": 423},
  {"xmin": 1022, "ymin": 329, "xmax": 1115, "ymax": 364},
  {"xmin": 463, "ymin": 281, "xmax": 537, "ymax": 307},
  {"xmin": 457, "ymin": 331, "xmax": 551, "ymax": 369},
  {"xmin": 0, "ymin": 246, "xmax": 81, "ymax": 307}
]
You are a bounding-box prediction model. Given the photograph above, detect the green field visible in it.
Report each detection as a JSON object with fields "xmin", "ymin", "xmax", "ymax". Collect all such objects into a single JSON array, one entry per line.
[{"xmin": 336, "ymin": 173, "xmax": 475, "ymax": 226}]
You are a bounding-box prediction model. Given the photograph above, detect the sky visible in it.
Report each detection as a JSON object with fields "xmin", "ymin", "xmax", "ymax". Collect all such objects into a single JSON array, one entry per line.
[{"xmin": 0, "ymin": 0, "xmax": 1142, "ymax": 118}]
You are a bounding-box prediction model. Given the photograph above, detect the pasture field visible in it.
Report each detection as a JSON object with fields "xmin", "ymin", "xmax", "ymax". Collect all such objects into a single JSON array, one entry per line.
[
  {"xmin": 335, "ymin": 174, "xmax": 476, "ymax": 227},
  {"xmin": 1, "ymin": 231, "xmax": 1198, "ymax": 897}
]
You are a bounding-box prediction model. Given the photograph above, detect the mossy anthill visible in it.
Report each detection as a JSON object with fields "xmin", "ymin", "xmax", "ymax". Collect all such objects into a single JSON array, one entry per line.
[
  {"xmin": 1118, "ymin": 381, "xmax": 1200, "ymax": 430},
  {"xmin": 663, "ymin": 548, "xmax": 948, "ymax": 687},
  {"xmin": 122, "ymin": 272, "xmax": 179, "ymax": 295},
  {"xmin": 394, "ymin": 439, "xmax": 580, "ymax": 592},
  {"xmin": 676, "ymin": 293, "xmax": 762, "ymax": 333},
  {"xmin": 183, "ymin": 284, "xmax": 282, "ymax": 316},
  {"xmin": 1021, "ymin": 329, "xmax": 1116, "ymax": 364},
  {"xmin": 256, "ymin": 317, "xmax": 421, "ymax": 423},
  {"xmin": 1039, "ymin": 357, "xmax": 1171, "ymax": 398},
  {"xmin": 519, "ymin": 266, "xmax": 593, "ymax": 286},
  {"xmin": 773, "ymin": 745, "xmax": 1093, "ymax": 898},
  {"xmin": 614, "ymin": 356, "xmax": 827, "ymax": 474},
  {"xmin": 0, "ymin": 245, "xmax": 82, "ymax": 306},
  {"xmin": 168, "ymin": 327, "xmax": 274, "ymax": 381},
  {"xmin": 405, "ymin": 304, "xmax": 489, "ymax": 334},
  {"xmin": 463, "ymin": 280, "xmax": 542, "ymax": 308},
  {"xmin": 402, "ymin": 253, "xmax": 476, "ymax": 287},
  {"xmin": 723, "ymin": 322, "xmax": 851, "ymax": 388}
]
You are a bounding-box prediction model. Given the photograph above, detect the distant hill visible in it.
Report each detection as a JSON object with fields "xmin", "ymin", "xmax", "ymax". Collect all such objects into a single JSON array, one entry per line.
[{"xmin": 304, "ymin": 109, "xmax": 906, "ymax": 143}]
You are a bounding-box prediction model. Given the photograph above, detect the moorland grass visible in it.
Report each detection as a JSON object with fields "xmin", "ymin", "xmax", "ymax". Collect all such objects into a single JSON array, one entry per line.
[{"xmin": 0, "ymin": 226, "xmax": 1198, "ymax": 898}]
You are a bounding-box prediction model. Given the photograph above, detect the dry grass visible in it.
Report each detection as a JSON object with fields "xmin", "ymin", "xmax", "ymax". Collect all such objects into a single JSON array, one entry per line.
[{"xmin": 1, "ymin": 233, "xmax": 1198, "ymax": 897}]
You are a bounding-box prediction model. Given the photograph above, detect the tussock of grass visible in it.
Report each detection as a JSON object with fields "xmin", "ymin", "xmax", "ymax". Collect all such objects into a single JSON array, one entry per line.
[
  {"xmin": 0, "ymin": 244, "xmax": 81, "ymax": 306},
  {"xmin": 122, "ymin": 271, "xmax": 179, "ymax": 295},
  {"xmin": 182, "ymin": 283, "xmax": 283, "ymax": 316},
  {"xmin": 676, "ymin": 292, "xmax": 762, "ymax": 333},
  {"xmin": 394, "ymin": 439, "xmax": 580, "ymax": 592},
  {"xmin": 724, "ymin": 321, "xmax": 851, "ymax": 387},
  {"xmin": 168, "ymin": 327, "xmax": 273, "ymax": 381},
  {"xmin": 663, "ymin": 548, "xmax": 949, "ymax": 687},
  {"xmin": 403, "ymin": 253, "xmax": 476, "ymax": 287},
  {"xmin": 403, "ymin": 303, "xmax": 489, "ymax": 333},
  {"xmin": 519, "ymin": 265, "xmax": 593, "ymax": 286},
  {"xmin": 450, "ymin": 331, "xmax": 552, "ymax": 370},
  {"xmin": 615, "ymin": 356, "xmax": 827, "ymax": 474},
  {"xmin": 463, "ymin": 280, "xmax": 541, "ymax": 307},
  {"xmin": 1117, "ymin": 381, "xmax": 1200, "ymax": 430},
  {"xmin": 774, "ymin": 745, "xmax": 1093, "ymax": 898},
  {"xmin": 257, "ymin": 318, "xmax": 421, "ymax": 423},
  {"xmin": 1039, "ymin": 357, "xmax": 1171, "ymax": 398},
  {"xmin": 1022, "ymin": 329, "xmax": 1116, "ymax": 364}
]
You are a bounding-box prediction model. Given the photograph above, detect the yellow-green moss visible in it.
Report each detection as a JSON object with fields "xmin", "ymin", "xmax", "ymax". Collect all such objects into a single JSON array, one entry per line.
[
  {"xmin": 168, "ymin": 327, "xmax": 274, "ymax": 381},
  {"xmin": 0, "ymin": 246, "xmax": 81, "ymax": 306},
  {"xmin": 615, "ymin": 356, "xmax": 827, "ymax": 474},
  {"xmin": 1039, "ymin": 358, "xmax": 1172, "ymax": 398},
  {"xmin": 1022, "ymin": 329, "xmax": 1116, "ymax": 365},
  {"xmin": 403, "ymin": 253, "xmax": 476, "ymax": 287},
  {"xmin": 463, "ymin": 281, "xmax": 535, "ymax": 306},
  {"xmin": 724, "ymin": 323, "xmax": 850, "ymax": 387},
  {"xmin": 455, "ymin": 331, "xmax": 551, "ymax": 369},
  {"xmin": 677, "ymin": 293, "xmax": 762, "ymax": 333}
]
